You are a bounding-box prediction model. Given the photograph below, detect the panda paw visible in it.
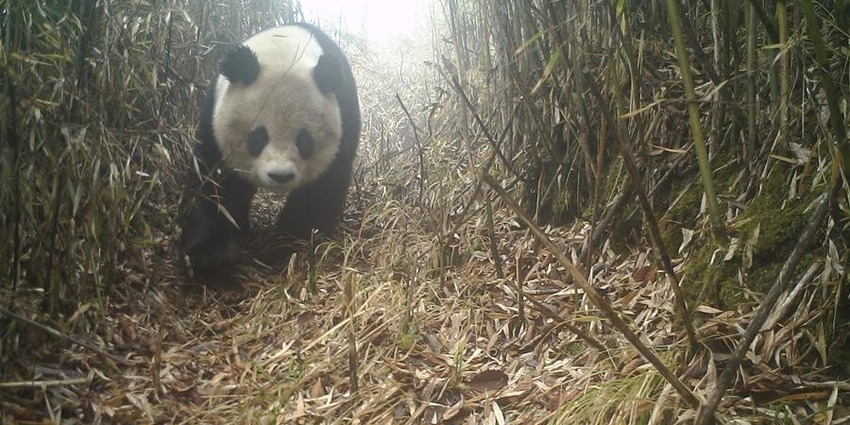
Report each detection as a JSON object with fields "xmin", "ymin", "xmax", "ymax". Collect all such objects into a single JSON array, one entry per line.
[{"xmin": 181, "ymin": 205, "xmax": 243, "ymax": 281}]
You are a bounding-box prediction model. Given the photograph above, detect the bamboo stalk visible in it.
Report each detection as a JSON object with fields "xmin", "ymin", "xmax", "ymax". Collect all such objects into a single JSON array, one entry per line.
[
  {"xmin": 777, "ymin": 1, "xmax": 789, "ymax": 153},
  {"xmin": 799, "ymin": 0, "xmax": 850, "ymax": 187},
  {"xmin": 606, "ymin": 28, "xmax": 698, "ymax": 350},
  {"xmin": 710, "ymin": 0, "xmax": 726, "ymax": 152},
  {"xmin": 609, "ymin": 112, "xmax": 699, "ymax": 351},
  {"xmin": 664, "ymin": 0, "xmax": 725, "ymax": 239},
  {"xmin": 745, "ymin": 2, "xmax": 757, "ymax": 162}
]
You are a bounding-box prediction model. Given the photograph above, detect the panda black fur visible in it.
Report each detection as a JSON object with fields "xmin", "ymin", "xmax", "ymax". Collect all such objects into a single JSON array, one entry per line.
[{"xmin": 181, "ymin": 23, "xmax": 361, "ymax": 276}]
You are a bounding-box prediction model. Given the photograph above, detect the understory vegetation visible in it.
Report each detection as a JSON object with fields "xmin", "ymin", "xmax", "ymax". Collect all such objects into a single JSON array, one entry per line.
[{"xmin": 2, "ymin": 0, "xmax": 849, "ymax": 423}]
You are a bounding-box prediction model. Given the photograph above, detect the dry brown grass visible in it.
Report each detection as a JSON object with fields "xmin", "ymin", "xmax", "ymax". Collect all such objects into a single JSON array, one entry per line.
[
  {"xmin": 3, "ymin": 1, "xmax": 850, "ymax": 424},
  {"xmin": 5, "ymin": 174, "xmax": 845, "ymax": 422}
]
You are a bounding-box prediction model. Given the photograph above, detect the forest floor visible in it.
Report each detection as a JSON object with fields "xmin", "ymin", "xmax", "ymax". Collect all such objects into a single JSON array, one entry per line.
[{"xmin": 4, "ymin": 176, "xmax": 848, "ymax": 424}]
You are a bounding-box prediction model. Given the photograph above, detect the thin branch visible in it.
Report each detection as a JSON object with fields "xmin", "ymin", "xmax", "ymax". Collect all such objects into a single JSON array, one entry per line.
[
  {"xmin": 444, "ymin": 63, "xmax": 526, "ymax": 183},
  {"xmin": 0, "ymin": 374, "xmax": 93, "ymax": 389},
  {"xmin": 696, "ymin": 193, "xmax": 831, "ymax": 425},
  {"xmin": 395, "ymin": 93, "xmax": 428, "ymax": 207},
  {"xmin": 480, "ymin": 172, "xmax": 699, "ymax": 407},
  {"xmin": 610, "ymin": 112, "xmax": 699, "ymax": 351},
  {"xmin": 0, "ymin": 306, "xmax": 132, "ymax": 367}
]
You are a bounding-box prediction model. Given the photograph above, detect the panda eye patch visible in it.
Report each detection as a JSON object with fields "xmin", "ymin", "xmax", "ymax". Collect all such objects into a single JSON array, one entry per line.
[
  {"xmin": 296, "ymin": 129, "xmax": 315, "ymax": 159},
  {"xmin": 246, "ymin": 126, "xmax": 269, "ymax": 157}
]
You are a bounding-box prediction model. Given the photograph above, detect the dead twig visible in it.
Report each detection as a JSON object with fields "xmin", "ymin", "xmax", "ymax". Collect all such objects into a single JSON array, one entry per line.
[
  {"xmin": 696, "ymin": 192, "xmax": 831, "ymax": 425},
  {"xmin": 0, "ymin": 373, "xmax": 93, "ymax": 389},
  {"xmin": 0, "ymin": 306, "xmax": 132, "ymax": 367},
  {"xmin": 480, "ymin": 172, "xmax": 700, "ymax": 407},
  {"xmin": 610, "ymin": 111, "xmax": 699, "ymax": 351},
  {"xmin": 395, "ymin": 93, "xmax": 427, "ymax": 207},
  {"xmin": 503, "ymin": 265, "xmax": 608, "ymax": 353}
]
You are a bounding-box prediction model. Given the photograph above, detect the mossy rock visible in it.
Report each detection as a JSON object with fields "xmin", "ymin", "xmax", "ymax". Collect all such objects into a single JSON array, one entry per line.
[{"xmin": 681, "ymin": 164, "xmax": 824, "ymax": 307}]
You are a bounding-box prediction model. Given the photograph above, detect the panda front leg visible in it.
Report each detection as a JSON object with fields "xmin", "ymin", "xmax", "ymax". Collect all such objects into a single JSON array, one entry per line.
[{"xmin": 181, "ymin": 172, "xmax": 257, "ymax": 276}]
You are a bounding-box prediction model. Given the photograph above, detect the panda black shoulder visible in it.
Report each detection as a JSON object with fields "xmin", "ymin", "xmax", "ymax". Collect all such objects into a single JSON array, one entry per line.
[
  {"xmin": 295, "ymin": 25, "xmax": 355, "ymax": 92},
  {"xmin": 292, "ymin": 23, "xmax": 361, "ymax": 151}
]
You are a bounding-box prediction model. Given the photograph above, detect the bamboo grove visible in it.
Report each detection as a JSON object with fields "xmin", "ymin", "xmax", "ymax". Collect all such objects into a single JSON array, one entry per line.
[{"xmin": 1, "ymin": 0, "xmax": 850, "ymax": 422}]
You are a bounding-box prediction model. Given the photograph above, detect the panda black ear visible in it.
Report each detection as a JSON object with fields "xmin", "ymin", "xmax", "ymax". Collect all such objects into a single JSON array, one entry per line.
[
  {"xmin": 221, "ymin": 45, "xmax": 260, "ymax": 85},
  {"xmin": 313, "ymin": 53, "xmax": 343, "ymax": 95}
]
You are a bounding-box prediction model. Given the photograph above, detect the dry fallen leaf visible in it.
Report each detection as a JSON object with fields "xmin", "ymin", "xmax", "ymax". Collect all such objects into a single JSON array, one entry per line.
[{"xmin": 467, "ymin": 369, "xmax": 509, "ymax": 392}]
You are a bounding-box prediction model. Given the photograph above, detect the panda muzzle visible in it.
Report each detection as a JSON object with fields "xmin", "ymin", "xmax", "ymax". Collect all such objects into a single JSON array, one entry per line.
[{"xmin": 267, "ymin": 170, "xmax": 296, "ymax": 185}]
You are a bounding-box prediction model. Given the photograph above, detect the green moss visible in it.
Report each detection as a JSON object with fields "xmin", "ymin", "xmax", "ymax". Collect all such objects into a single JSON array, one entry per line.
[
  {"xmin": 584, "ymin": 157, "xmax": 626, "ymax": 220},
  {"xmin": 732, "ymin": 167, "xmax": 820, "ymax": 293},
  {"xmin": 397, "ymin": 330, "xmax": 418, "ymax": 352},
  {"xmin": 679, "ymin": 164, "xmax": 824, "ymax": 307},
  {"xmin": 738, "ymin": 175, "xmax": 805, "ymax": 252},
  {"xmin": 680, "ymin": 239, "xmax": 737, "ymax": 307},
  {"xmin": 665, "ymin": 182, "xmax": 704, "ymax": 226},
  {"xmin": 661, "ymin": 182, "xmax": 703, "ymax": 252}
]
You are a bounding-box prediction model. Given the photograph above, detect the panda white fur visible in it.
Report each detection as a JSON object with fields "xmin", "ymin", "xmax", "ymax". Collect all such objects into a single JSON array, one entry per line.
[{"xmin": 181, "ymin": 23, "xmax": 361, "ymax": 276}]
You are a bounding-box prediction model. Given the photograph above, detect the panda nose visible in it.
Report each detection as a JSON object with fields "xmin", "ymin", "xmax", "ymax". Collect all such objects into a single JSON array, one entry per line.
[{"xmin": 268, "ymin": 171, "xmax": 295, "ymax": 184}]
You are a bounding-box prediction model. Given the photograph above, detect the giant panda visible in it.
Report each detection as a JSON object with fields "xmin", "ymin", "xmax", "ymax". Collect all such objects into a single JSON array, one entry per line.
[{"xmin": 181, "ymin": 23, "xmax": 361, "ymax": 277}]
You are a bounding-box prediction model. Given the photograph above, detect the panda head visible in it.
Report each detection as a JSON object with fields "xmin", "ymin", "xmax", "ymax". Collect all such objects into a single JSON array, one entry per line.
[{"xmin": 211, "ymin": 26, "xmax": 347, "ymax": 191}]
